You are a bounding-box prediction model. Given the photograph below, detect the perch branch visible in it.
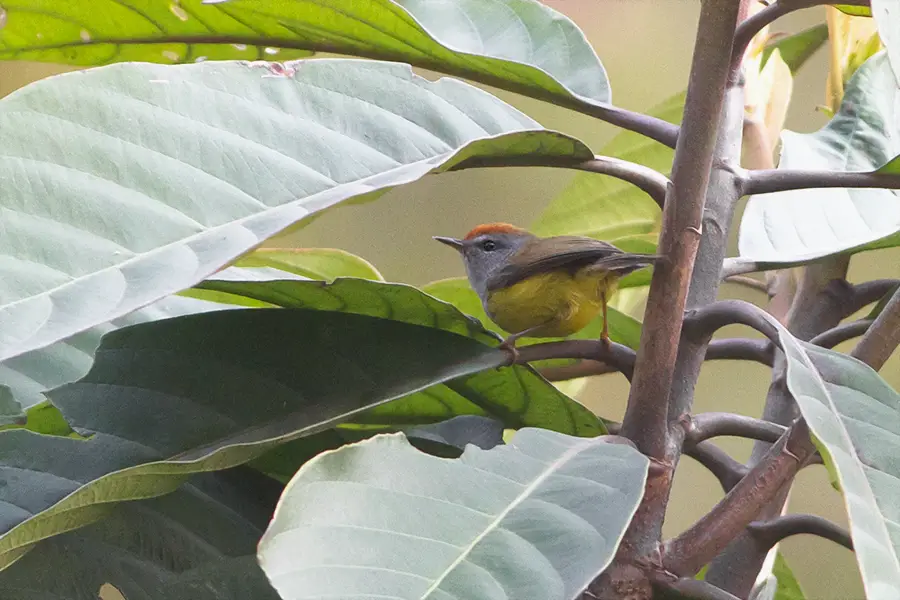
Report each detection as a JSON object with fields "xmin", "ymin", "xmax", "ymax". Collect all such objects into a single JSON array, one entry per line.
[
  {"xmin": 742, "ymin": 168, "xmax": 900, "ymax": 195},
  {"xmin": 653, "ymin": 576, "xmax": 742, "ymax": 600},
  {"xmin": 682, "ymin": 299, "xmax": 781, "ymax": 345},
  {"xmin": 809, "ymin": 319, "xmax": 872, "ymax": 349},
  {"xmin": 685, "ymin": 441, "xmax": 749, "ymax": 493},
  {"xmin": 706, "ymin": 338, "xmax": 774, "ymax": 366},
  {"xmin": 513, "ymin": 339, "xmax": 636, "ymax": 379},
  {"xmin": 747, "ymin": 514, "xmax": 854, "ymax": 551},
  {"xmin": 455, "ymin": 154, "xmax": 669, "ymax": 209},
  {"xmin": 851, "ymin": 285, "xmax": 900, "ymax": 370},
  {"xmin": 662, "ymin": 419, "xmax": 816, "ymax": 576},
  {"xmin": 685, "ymin": 413, "xmax": 786, "ymax": 445}
]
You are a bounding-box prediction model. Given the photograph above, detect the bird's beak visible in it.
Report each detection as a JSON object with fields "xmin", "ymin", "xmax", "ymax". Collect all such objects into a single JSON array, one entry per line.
[{"xmin": 433, "ymin": 236, "xmax": 464, "ymax": 252}]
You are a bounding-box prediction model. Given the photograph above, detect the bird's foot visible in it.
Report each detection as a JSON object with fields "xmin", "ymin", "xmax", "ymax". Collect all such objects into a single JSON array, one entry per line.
[{"xmin": 498, "ymin": 338, "xmax": 521, "ymax": 364}]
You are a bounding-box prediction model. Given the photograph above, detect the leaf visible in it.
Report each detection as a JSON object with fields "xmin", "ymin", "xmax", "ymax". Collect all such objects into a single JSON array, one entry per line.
[
  {"xmin": 405, "ymin": 415, "xmax": 506, "ymax": 453},
  {"xmin": 835, "ymin": 5, "xmax": 873, "ymax": 17},
  {"xmin": 0, "ymin": 0, "xmax": 610, "ymax": 105},
  {"xmin": 772, "ymin": 318, "xmax": 900, "ymax": 600},
  {"xmin": 772, "ymin": 553, "xmax": 807, "ymax": 600},
  {"xmin": 0, "ymin": 308, "xmax": 527, "ymax": 570},
  {"xmin": 0, "ymin": 58, "xmax": 593, "ymax": 364},
  {"xmin": 872, "ymin": 0, "xmax": 900, "ymax": 87},
  {"xmin": 762, "ymin": 25, "xmax": 830, "ymax": 73},
  {"xmin": 236, "ymin": 248, "xmax": 384, "ymax": 281},
  {"xmin": 257, "ymin": 429, "xmax": 649, "ymax": 600},
  {"xmin": 730, "ymin": 52, "xmax": 900, "ymax": 274},
  {"xmin": 0, "ymin": 470, "xmax": 282, "ymax": 600},
  {"xmin": 189, "ymin": 277, "xmax": 605, "ymax": 433},
  {"xmin": 530, "ymin": 90, "xmax": 683, "ymax": 240},
  {"xmin": 422, "ymin": 276, "xmax": 643, "ymax": 350}
]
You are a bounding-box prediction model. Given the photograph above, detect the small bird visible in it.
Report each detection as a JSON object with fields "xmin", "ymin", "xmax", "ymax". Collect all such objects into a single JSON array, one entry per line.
[{"xmin": 434, "ymin": 223, "xmax": 660, "ymax": 357}]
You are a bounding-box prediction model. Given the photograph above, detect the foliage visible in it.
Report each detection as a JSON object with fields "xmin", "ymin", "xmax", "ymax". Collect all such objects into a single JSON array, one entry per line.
[{"xmin": 0, "ymin": 2, "xmax": 898, "ymax": 600}]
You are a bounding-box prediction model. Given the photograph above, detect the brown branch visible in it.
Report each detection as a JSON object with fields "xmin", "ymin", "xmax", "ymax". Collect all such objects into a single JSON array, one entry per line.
[
  {"xmin": 454, "ymin": 154, "xmax": 669, "ymax": 209},
  {"xmin": 662, "ymin": 419, "xmax": 816, "ymax": 576},
  {"xmin": 682, "ymin": 299, "xmax": 781, "ymax": 346},
  {"xmin": 514, "ymin": 339, "xmax": 636, "ymax": 379},
  {"xmin": 847, "ymin": 279, "xmax": 900, "ymax": 316},
  {"xmin": 724, "ymin": 275, "xmax": 768, "ymax": 293},
  {"xmin": 851, "ymin": 285, "xmax": 900, "ymax": 370},
  {"xmin": 743, "ymin": 168, "xmax": 900, "ymax": 195},
  {"xmin": 653, "ymin": 577, "xmax": 742, "ymax": 600},
  {"xmin": 537, "ymin": 361, "xmax": 619, "ymax": 382},
  {"xmin": 809, "ymin": 319, "xmax": 872, "ymax": 349},
  {"xmin": 747, "ymin": 514, "xmax": 854, "ymax": 551},
  {"xmin": 685, "ymin": 441, "xmax": 749, "ymax": 493},
  {"xmin": 706, "ymin": 338, "xmax": 775, "ymax": 366},
  {"xmin": 686, "ymin": 413, "xmax": 786, "ymax": 445}
]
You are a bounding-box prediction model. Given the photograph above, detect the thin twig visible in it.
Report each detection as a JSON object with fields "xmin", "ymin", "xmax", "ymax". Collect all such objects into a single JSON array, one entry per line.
[
  {"xmin": 514, "ymin": 339, "xmax": 636, "ymax": 379},
  {"xmin": 454, "ymin": 154, "xmax": 669, "ymax": 209},
  {"xmin": 847, "ymin": 279, "xmax": 900, "ymax": 316},
  {"xmin": 682, "ymin": 299, "xmax": 781, "ymax": 346},
  {"xmin": 809, "ymin": 319, "xmax": 872, "ymax": 349},
  {"xmin": 851, "ymin": 286, "xmax": 900, "ymax": 370},
  {"xmin": 653, "ymin": 577, "xmax": 742, "ymax": 600},
  {"xmin": 748, "ymin": 514, "xmax": 853, "ymax": 551},
  {"xmin": 685, "ymin": 441, "xmax": 749, "ymax": 493},
  {"xmin": 742, "ymin": 167, "xmax": 900, "ymax": 195},
  {"xmin": 662, "ymin": 419, "xmax": 816, "ymax": 576},
  {"xmin": 686, "ymin": 413, "xmax": 786, "ymax": 445},
  {"xmin": 724, "ymin": 275, "xmax": 768, "ymax": 293}
]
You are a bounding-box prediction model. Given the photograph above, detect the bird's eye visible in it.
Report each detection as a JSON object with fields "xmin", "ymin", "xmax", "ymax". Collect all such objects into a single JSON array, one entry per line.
[{"xmin": 481, "ymin": 240, "xmax": 497, "ymax": 251}]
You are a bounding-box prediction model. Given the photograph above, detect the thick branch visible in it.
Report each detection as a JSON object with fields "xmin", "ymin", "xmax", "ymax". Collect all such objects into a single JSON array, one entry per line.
[
  {"xmin": 686, "ymin": 441, "xmax": 749, "ymax": 493},
  {"xmin": 809, "ymin": 319, "xmax": 872, "ymax": 349},
  {"xmin": 683, "ymin": 299, "xmax": 781, "ymax": 346},
  {"xmin": 851, "ymin": 285, "xmax": 900, "ymax": 370},
  {"xmin": 748, "ymin": 514, "xmax": 854, "ymax": 551},
  {"xmin": 662, "ymin": 419, "xmax": 816, "ymax": 576},
  {"xmin": 743, "ymin": 168, "xmax": 900, "ymax": 195},
  {"xmin": 514, "ymin": 339, "xmax": 636, "ymax": 379},
  {"xmin": 622, "ymin": 0, "xmax": 742, "ymax": 462},
  {"xmin": 848, "ymin": 279, "xmax": 900, "ymax": 316},
  {"xmin": 652, "ymin": 577, "xmax": 742, "ymax": 600},
  {"xmin": 455, "ymin": 154, "xmax": 669, "ymax": 208},
  {"xmin": 686, "ymin": 413, "xmax": 786, "ymax": 446}
]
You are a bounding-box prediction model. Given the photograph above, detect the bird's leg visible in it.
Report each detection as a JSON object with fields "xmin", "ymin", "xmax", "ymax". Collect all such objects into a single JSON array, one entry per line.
[
  {"xmin": 600, "ymin": 290, "xmax": 611, "ymax": 348},
  {"xmin": 498, "ymin": 323, "xmax": 550, "ymax": 364}
]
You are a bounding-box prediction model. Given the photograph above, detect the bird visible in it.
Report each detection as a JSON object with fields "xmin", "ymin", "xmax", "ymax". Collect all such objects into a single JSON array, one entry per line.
[{"xmin": 434, "ymin": 223, "xmax": 661, "ymax": 358}]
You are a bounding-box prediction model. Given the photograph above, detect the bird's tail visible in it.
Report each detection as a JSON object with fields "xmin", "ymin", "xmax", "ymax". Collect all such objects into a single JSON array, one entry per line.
[{"xmin": 588, "ymin": 253, "xmax": 664, "ymax": 276}]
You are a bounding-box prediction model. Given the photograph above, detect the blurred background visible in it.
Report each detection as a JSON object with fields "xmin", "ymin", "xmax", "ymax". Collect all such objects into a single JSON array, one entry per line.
[{"xmin": 3, "ymin": 2, "xmax": 898, "ymax": 597}]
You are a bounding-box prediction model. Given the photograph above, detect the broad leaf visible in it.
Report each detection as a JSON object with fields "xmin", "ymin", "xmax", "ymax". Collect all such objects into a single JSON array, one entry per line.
[
  {"xmin": 835, "ymin": 5, "xmax": 873, "ymax": 17},
  {"xmin": 872, "ymin": 0, "xmax": 900, "ymax": 87},
  {"xmin": 258, "ymin": 429, "xmax": 649, "ymax": 600},
  {"xmin": 763, "ymin": 25, "xmax": 829, "ymax": 73},
  {"xmin": 0, "ymin": 58, "xmax": 592, "ymax": 364},
  {"xmin": 0, "ymin": 308, "xmax": 529, "ymax": 570},
  {"xmin": 774, "ymin": 320, "xmax": 900, "ymax": 600},
  {"xmin": 405, "ymin": 415, "xmax": 506, "ymax": 453},
  {"xmin": 189, "ymin": 277, "xmax": 604, "ymax": 432},
  {"xmin": 731, "ymin": 52, "xmax": 900, "ymax": 274},
  {"xmin": 235, "ymin": 247, "xmax": 384, "ymax": 281},
  {"xmin": 0, "ymin": 0, "xmax": 610, "ymax": 105},
  {"xmin": 0, "ymin": 470, "xmax": 282, "ymax": 600},
  {"xmin": 750, "ymin": 553, "xmax": 807, "ymax": 600}
]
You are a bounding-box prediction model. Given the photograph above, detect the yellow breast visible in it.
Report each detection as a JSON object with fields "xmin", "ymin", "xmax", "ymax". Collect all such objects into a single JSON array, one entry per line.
[{"xmin": 484, "ymin": 269, "xmax": 619, "ymax": 338}]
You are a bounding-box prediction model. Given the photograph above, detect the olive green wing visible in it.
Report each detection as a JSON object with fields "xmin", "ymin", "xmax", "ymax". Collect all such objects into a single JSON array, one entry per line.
[{"xmin": 487, "ymin": 236, "xmax": 659, "ymax": 290}]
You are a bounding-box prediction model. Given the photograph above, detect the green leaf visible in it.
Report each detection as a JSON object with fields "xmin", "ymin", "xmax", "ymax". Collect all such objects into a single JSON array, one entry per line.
[
  {"xmin": 872, "ymin": 0, "xmax": 900, "ymax": 87},
  {"xmin": 0, "ymin": 471, "xmax": 282, "ymax": 600},
  {"xmin": 422, "ymin": 276, "xmax": 643, "ymax": 353},
  {"xmin": 0, "ymin": 0, "xmax": 610, "ymax": 105},
  {"xmin": 835, "ymin": 5, "xmax": 873, "ymax": 17},
  {"xmin": 190, "ymin": 277, "xmax": 605, "ymax": 433},
  {"xmin": 762, "ymin": 25, "xmax": 829, "ymax": 73},
  {"xmin": 772, "ymin": 553, "xmax": 807, "ymax": 600},
  {"xmin": 257, "ymin": 429, "xmax": 649, "ymax": 600},
  {"xmin": 236, "ymin": 248, "xmax": 384, "ymax": 281},
  {"xmin": 731, "ymin": 52, "xmax": 900, "ymax": 274},
  {"xmin": 772, "ymin": 317, "xmax": 900, "ymax": 600},
  {"xmin": 405, "ymin": 415, "xmax": 506, "ymax": 453},
  {"xmin": 530, "ymin": 90, "xmax": 683, "ymax": 239},
  {"xmin": 0, "ymin": 308, "xmax": 520, "ymax": 570},
  {"xmin": 0, "ymin": 58, "xmax": 593, "ymax": 364}
]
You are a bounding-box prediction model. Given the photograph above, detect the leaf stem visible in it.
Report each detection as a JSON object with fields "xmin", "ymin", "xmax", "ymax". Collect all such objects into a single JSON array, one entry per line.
[
  {"xmin": 747, "ymin": 514, "xmax": 854, "ymax": 551},
  {"xmin": 685, "ymin": 413, "xmax": 786, "ymax": 445},
  {"xmin": 741, "ymin": 167, "xmax": 900, "ymax": 195},
  {"xmin": 686, "ymin": 441, "xmax": 750, "ymax": 493},
  {"xmin": 682, "ymin": 299, "xmax": 781, "ymax": 346},
  {"xmin": 809, "ymin": 318, "xmax": 872, "ymax": 349},
  {"xmin": 851, "ymin": 285, "xmax": 900, "ymax": 370},
  {"xmin": 455, "ymin": 154, "xmax": 669, "ymax": 208},
  {"xmin": 724, "ymin": 275, "xmax": 768, "ymax": 293}
]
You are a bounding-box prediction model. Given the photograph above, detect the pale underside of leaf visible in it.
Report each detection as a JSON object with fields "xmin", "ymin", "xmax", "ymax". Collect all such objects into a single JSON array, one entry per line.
[{"xmin": 258, "ymin": 429, "xmax": 649, "ymax": 600}]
